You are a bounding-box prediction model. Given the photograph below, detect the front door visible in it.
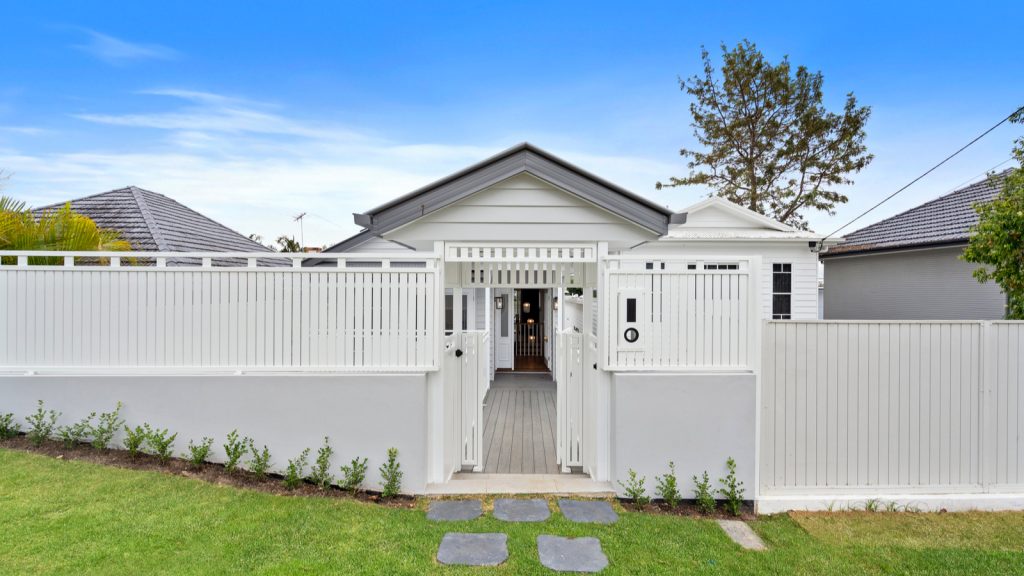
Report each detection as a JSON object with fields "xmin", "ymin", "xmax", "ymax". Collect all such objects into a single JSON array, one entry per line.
[{"xmin": 493, "ymin": 288, "xmax": 513, "ymax": 369}]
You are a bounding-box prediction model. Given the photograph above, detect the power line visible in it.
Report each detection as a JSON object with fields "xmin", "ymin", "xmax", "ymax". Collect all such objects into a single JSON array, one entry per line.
[{"xmin": 821, "ymin": 104, "xmax": 1024, "ymax": 245}]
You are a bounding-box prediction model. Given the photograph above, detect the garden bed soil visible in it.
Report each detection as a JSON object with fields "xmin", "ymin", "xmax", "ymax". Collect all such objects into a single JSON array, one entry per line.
[
  {"xmin": 1, "ymin": 435, "xmax": 418, "ymax": 509},
  {"xmin": 3, "ymin": 436, "xmax": 756, "ymax": 518},
  {"xmin": 618, "ymin": 499, "xmax": 757, "ymax": 521}
]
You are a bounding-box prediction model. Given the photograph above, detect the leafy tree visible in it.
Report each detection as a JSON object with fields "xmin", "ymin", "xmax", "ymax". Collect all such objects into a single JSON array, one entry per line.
[
  {"xmin": 0, "ymin": 198, "xmax": 131, "ymax": 264},
  {"xmin": 275, "ymin": 235, "xmax": 302, "ymax": 252},
  {"xmin": 659, "ymin": 40, "xmax": 873, "ymax": 229},
  {"xmin": 963, "ymin": 114, "xmax": 1024, "ymax": 319}
]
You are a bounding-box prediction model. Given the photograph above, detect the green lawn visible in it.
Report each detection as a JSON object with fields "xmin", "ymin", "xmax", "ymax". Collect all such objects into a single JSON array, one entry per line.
[{"xmin": 1, "ymin": 449, "xmax": 1022, "ymax": 575}]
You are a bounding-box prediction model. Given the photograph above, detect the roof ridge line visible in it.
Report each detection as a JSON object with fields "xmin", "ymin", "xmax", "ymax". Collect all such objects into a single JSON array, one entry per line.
[
  {"xmin": 130, "ymin": 187, "xmax": 171, "ymax": 251},
  {"xmin": 846, "ymin": 168, "xmax": 1012, "ymax": 237}
]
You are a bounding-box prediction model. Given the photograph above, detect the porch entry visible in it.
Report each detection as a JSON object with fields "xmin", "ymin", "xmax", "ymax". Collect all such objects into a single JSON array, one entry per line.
[
  {"xmin": 442, "ymin": 242, "xmax": 598, "ymax": 476},
  {"xmin": 493, "ymin": 288, "xmax": 550, "ymax": 373}
]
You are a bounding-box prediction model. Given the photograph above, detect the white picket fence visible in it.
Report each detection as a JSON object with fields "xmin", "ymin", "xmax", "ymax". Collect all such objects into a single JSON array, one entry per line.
[
  {"xmin": 604, "ymin": 260, "xmax": 755, "ymax": 370},
  {"xmin": 761, "ymin": 320, "xmax": 1024, "ymax": 494},
  {"xmin": 441, "ymin": 330, "xmax": 489, "ymax": 475},
  {"xmin": 0, "ymin": 251, "xmax": 439, "ymax": 372}
]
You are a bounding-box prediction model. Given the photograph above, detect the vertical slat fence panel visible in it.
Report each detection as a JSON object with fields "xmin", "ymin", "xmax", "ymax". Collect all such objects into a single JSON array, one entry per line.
[
  {"xmin": 0, "ymin": 255, "xmax": 438, "ymax": 372},
  {"xmin": 761, "ymin": 320, "xmax": 1024, "ymax": 495}
]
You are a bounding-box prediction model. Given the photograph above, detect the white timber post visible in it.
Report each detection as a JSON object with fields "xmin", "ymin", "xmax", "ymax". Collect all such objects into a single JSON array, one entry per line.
[
  {"xmin": 427, "ymin": 240, "xmax": 446, "ymax": 484},
  {"xmin": 594, "ymin": 241, "xmax": 610, "ymax": 482}
]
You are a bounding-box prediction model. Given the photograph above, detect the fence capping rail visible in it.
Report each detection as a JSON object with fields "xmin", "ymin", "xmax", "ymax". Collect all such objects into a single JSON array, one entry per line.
[{"xmin": 0, "ymin": 250, "xmax": 439, "ymax": 270}]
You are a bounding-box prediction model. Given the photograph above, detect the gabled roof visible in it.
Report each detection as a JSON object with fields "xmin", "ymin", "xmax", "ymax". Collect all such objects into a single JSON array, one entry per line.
[
  {"xmin": 822, "ymin": 169, "xmax": 1012, "ymax": 257},
  {"xmin": 34, "ymin": 186, "xmax": 273, "ymax": 253},
  {"xmin": 351, "ymin": 143, "xmax": 675, "ymax": 237},
  {"xmin": 663, "ymin": 196, "xmax": 828, "ymax": 242}
]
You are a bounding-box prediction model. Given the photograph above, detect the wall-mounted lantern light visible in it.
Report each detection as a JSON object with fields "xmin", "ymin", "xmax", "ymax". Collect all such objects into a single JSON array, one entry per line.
[
  {"xmin": 553, "ymin": 298, "xmax": 559, "ymax": 311},
  {"xmin": 494, "ymin": 296, "xmax": 504, "ymax": 310},
  {"xmin": 522, "ymin": 301, "xmax": 531, "ymax": 313}
]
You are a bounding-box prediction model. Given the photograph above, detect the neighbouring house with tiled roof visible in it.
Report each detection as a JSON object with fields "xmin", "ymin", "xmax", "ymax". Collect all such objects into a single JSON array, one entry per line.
[
  {"xmin": 820, "ymin": 169, "xmax": 1013, "ymax": 319},
  {"xmin": 33, "ymin": 186, "xmax": 273, "ymax": 254}
]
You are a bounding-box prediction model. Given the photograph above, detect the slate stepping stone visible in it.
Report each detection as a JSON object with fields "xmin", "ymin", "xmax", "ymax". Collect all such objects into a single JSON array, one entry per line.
[
  {"xmin": 427, "ymin": 500, "xmax": 482, "ymax": 521},
  {"xmin": 717, "ymin": 519, "xmax": 767, "ymax": 551},
  {"xmin": 558, "ymin": 499, "xmax": 619, "ymax": 524},
  {"xmin": 493, "ymin": 498, "xmax": 551, "ymax": 522},
  {"xmin": 436, "ymin": 533, "xmax": 508, "ymax": 566},
  {"xmin": 537, "ymin": 535, "xmax": 608, "ymax": 573}
]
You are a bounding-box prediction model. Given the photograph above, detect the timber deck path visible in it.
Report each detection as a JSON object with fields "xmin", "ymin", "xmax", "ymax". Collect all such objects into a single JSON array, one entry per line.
[{"xmin": 482, "ymin": 372, "xmax": 559, "ymax": 474}]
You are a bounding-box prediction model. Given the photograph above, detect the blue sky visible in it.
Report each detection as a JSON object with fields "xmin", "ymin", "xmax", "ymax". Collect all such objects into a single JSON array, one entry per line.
[{"xmin": 1, "ymin": 1, "xmax": 1021, "ymax": 247}]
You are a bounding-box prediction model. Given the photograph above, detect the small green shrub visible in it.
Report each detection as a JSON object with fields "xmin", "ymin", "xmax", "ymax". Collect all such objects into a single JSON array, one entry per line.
[
  {"xmin": 58, "ymin": 412, "xmax": 95, "ymax": 449},
  {"xmin": 284, "ymin": 448, "xmax": 311, "ymax": 490},
  {"xmin": 308, "ymin": 436, "xmax": 334, "ymax": 489},
  {"xmin": 144, "ymin": 424, "xmax": 177, "ymax": 464},
  {"xmin": 91, "ymin": 402, "xmax": 124, "ymax": 450},
  {"xmin": 185, "ymin": 437, "xmax": 213, "ymax": 469},
  {"xmin": 0, "ymin": 413, "xmax": 20, "ymax": 440},
  {"xmin": 693, "ymin": 471, "xmax": 716, "ymax": 514},
  {"xmin": 618, "ymin": 468, "xmax": 650, "ymax": 507},
  {"xmin": 222, "ymin": 430, "xmax": 250, "ymax": 473},
  {"xmin": 717, "ymin": 457, "xmax": 745, "ymax": 516},
  {"xmin": 379, "ymin": 447, "xmax": 403, "ymax": 499},
  {"xmin": 247, "ymin": 440, "xmax": 272, "ymax": 478},
  {"xmin": 655, "ymin": 461, "xmax": 682, "ymax": 508},
  {"xmin": 123, "ymin": 424, "xmax": 148, "ymax": 457},
  {"xmin": 25, "ymin": 400, "xmax": 60, "ymax": 447},
  {"xmin": 339, "ymin": 457, "xmax": 368, "ymax": 493}
]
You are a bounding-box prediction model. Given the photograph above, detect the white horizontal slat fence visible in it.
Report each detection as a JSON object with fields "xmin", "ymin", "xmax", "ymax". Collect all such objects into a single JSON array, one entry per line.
[
  {"xmin": 0, "ymin": 251, "xmax": 439, "ymax": 372},
  {"xmin": 604, "ymin": 260, "xmax": 754, "ymax": 370},
  {"xmin": 761, "ymin": 320, "xmax": 1024, "ymax": 495}
]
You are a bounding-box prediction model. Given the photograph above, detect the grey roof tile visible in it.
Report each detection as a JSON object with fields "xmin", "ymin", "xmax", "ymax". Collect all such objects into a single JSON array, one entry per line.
[
  {"xmin": 33, "ymin": 186, "xmax": 273, "ymax": 253},
  {"xmin": 825, "ymin": 169, "xmax": 1012, "ymax": 256}
]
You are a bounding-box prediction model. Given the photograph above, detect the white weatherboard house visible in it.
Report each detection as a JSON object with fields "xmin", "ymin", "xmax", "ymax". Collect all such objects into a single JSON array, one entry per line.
[{"xmin": 2, "ymin": 143, "xmax": 1022, "ymax": 512}]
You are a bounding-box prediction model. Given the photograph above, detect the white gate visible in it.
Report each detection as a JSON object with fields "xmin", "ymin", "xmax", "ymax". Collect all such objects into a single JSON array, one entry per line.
[
  {"xmin": 557, "ymin": 330, "xmax": 585, "ymax": 470},
  {"xmin": 444, "ymin": 330, "xmax": 489, "ymax": 475}
]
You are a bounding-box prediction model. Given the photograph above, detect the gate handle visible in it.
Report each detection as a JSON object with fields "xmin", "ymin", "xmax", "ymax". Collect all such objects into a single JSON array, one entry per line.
[
  {"xmin": 455, "ymin": 349, "xmax": 464, "ymax": 358},
  {"xmin": 593, "ymin": 363, "xmax": 597, "ymax": 370}
]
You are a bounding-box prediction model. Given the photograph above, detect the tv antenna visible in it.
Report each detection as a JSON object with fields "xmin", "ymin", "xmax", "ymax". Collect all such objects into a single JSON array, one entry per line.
[{"xmin": 293, "ymin": 212, "xmax": 307, "ymax": 249}]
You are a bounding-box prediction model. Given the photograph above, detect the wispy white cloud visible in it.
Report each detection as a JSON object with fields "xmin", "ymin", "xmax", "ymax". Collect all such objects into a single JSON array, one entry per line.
[
  {"xmin": 74, "ymin": 29, "xmax": 179, "ymax": 65},
  {"xmin": 0, "ymin": 126, "xmax": 47, "ymax": 136},
  {"xmin": 75, "ymin": 88, "xmax": 363, "ymax": 141},
  {"xmin": 2, "ymin": 89, "xmax": 679, "ymax": 247}
]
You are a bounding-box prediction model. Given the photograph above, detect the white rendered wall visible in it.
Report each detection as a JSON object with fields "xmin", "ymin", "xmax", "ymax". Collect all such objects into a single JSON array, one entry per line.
[
  {"xmin": 0, "ymin": 373, "xmax": 429, "ymax": 493},
  {"xmin": 610, "ymin": 373, "xmax": 757, "ymax": 500}
]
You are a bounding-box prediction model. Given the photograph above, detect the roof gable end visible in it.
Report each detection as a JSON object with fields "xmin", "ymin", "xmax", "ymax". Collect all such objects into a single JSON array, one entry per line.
[
  {"xmin": 676, "ymin": 196, "xmax": 797, "ymax": 232},
  {"xmin": 354, "ymin": 143, "xmax": 673, "ymax": 236}
]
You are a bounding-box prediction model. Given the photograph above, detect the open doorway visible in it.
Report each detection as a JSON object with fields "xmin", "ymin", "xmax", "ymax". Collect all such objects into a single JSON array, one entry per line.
[
  {"xmin": 494, "ymin": 288, "xmax": 553, "ymax": 373},
  {"xmin": 481, "ymin": 287, "xmax": 561, "ymax": 473}
]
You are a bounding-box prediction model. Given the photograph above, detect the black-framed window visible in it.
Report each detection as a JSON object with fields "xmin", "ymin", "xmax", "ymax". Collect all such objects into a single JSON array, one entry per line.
[{"xmin": 772, "ymin": 263, "xmax": 792, "ymax": 319}]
